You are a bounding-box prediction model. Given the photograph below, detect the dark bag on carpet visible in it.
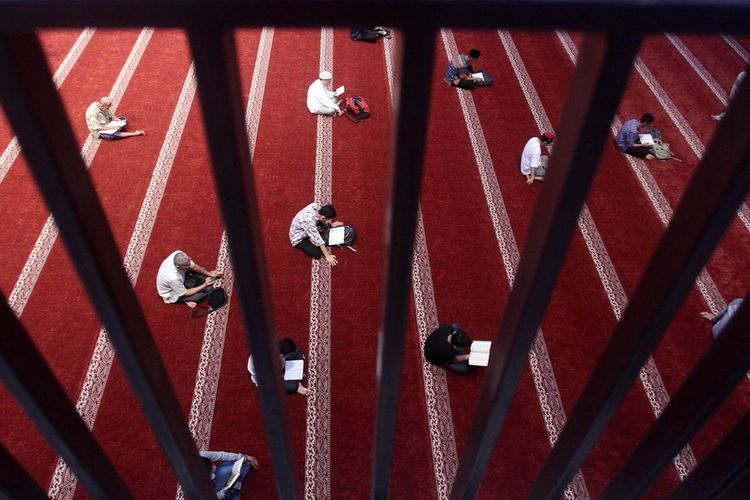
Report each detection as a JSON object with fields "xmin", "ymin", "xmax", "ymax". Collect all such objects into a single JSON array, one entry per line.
[
  {"xmin": 321, "ymin": 225, "xmax": 357, "ymax": 247},
  {"xmin": 192, "ymin": 286, "xmax": 228, "ymax": 318},
  {"xmin": 345, "ymin": 96, "xmax": 370, "ymax": 123},
  {"xmin": 473, "ymin": 71, "xmax": 493, "ymax": 87}
]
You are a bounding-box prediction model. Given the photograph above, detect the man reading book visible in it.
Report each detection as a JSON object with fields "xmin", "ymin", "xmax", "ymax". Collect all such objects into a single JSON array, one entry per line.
[
  {"xmin": 85, "ymin": 96, "xmax": 145, "ymax": 140},
  {"xmin": 423, "ymin": 323, "xmax": 473, "ymax": 374},
  {"xmin": 200, "ymin": 450, "xmax": 259, "ymax": 499}
]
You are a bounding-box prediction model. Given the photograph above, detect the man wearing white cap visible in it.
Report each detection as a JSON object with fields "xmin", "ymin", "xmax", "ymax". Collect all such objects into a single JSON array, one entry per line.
[
  {"xmin": 306, "ymin": 71, "xmax": 343, "ymax": 116},
  {"xmin": 85, "ymin": 96, "xmax": 145, "ymax": 140}
]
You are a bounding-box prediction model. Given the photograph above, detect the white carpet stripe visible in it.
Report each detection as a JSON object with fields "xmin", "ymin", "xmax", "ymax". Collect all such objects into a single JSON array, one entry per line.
[
  {"xmin": 443, "ymin": 28, "xmax": 591, "ymax": 500},
  {"xmin": 304, "ymin": 26, "xmax": 334, "ymax": 500},
  {"xmin": 0, "ymin": 28, "xmax": 96, "ymax": 185},
  {"xmin": 9, "ymin": 28, "xmax": 154, "ymax": 318},
  {"xmin": 48, "ymin": 58, "xmax": 195, "ymax": 499},
  {"xmin": 555, "ymin": 31, "xmax": 702, "ymax": 479}
]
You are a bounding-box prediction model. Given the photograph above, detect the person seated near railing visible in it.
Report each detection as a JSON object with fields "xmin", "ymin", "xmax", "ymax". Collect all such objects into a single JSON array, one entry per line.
[
  {"xmin": 701, "ymin": 298, "xmax": 744, "ymax": 340},
  {"xmin": 247, "ymin": 338, "xmax": 310, "ymax": 396},
  {"xmin": 423, "ymin": 324, "xmax": 473, "ymax": 374},
  {"xmin": 306, "ymin": 71, "xmax": 343, "ymax": 116},
  {"xmin": 84, "ymin": 96, "xmax": 145, "ymax": 140},
  {"xmin": 615, "ymin": 112, "xmax": 655, "ymax": 160},
  {"xmin": 200, "ymin": 450, "xmax": 259, "ymax": 499}
]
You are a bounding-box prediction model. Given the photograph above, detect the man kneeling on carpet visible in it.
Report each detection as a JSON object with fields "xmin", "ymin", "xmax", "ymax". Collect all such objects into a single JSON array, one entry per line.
[
  {"xmin": 289, "ymin": 202, "xmax": 344, "ymax": 266},
  {"xmin": 423, "ymin": 324, "xmax": 473, "ymax": 374},
  {"xmin": 85, "ymin": 96, "xmax": 145, "ymax": 140},
  {"xmin": 156, "ymin": 250, "xmax": 222, "ymax": 308},
  {"xmin": 200, "ymin": 450, "xmax": 259, "ymax": 499},
  {"xmin": 520, "ymin": 131, "xmax": 555, "ymax": 185}
]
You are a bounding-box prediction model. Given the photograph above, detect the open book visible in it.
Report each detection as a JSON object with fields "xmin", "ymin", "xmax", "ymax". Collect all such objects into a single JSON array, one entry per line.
[
  {"xmin": 224, "ymin": 456, "xmax": 245, "ymax": 489},
  {"xmin": 327, "ymin": 226, "xmax": 345, "ymax": 245},
  {"xmin": 284, "ymin": 359, "xmax": 304, "ymax": 381},
  {"xmin": 99, "ymin": 120, "xmax": 127, "ymax": 134},
  {"xmin": 334, "ymin": 85, "xmax": 345, "ymax": 97},
  {"xmin": 471, "ymin": 72, "xmax": 485, "ymax": 81},
  {"xmin": 468, "ymin": 340, "xmax": 492, "ymax": 366},
  {"xmin": 638, "ymin": 133, "xmax": 654, "ymax": 145}
]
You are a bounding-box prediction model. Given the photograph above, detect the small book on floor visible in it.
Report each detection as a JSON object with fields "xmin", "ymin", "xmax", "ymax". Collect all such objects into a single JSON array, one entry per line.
[
  {"xmin": 638, "ymin": 133, "xmax": 654, "ymax": 145},
  {"xmin": 334, "ymin": 85, "xmax": 345, "ymax": 97},
  {"xmin": 469, "ymin": 340, "xmax": 492, "ymax": 366},
  {"xmin": 284, "ymin": 359, "xmax": 304, "ymax": 380},
  {"xmin": 327, "ymin": 226, "xmax": 345, "ymax": 245},
  {"xmin": 471, "ymin": 72, "xmax": 485, "ymax": 81},
  {"xmin": 224, "ymin": 457, "xmax": 245, "ymax": 489}
]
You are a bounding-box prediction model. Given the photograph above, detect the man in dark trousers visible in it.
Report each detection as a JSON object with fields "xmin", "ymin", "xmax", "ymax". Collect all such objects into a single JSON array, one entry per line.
[{"xmin": 423, "ymin": 324, "xmax": 472, "ymax": 374}]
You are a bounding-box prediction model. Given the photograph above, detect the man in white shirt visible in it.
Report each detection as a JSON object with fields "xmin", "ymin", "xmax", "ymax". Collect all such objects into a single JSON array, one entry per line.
[
  {"xmin": 155, "ymin": 250, "xmax": 221, "ymax": 308},
  {"xmin": 520, "ymin": 131, "xmax": 555, "ymax": 185},
  {"xmin": 306, "ymin": 71, "xmax": 343, "ymax": 116},
  {"xmin": 84, "ymin": 96, "xmax": 145, "ymax": 140}
]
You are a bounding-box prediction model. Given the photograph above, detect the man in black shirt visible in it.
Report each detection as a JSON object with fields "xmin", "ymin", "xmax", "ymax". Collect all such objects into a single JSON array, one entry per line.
[{"xmin": 423, "ymin": 324, "xmax": 472, "ymax": 374}]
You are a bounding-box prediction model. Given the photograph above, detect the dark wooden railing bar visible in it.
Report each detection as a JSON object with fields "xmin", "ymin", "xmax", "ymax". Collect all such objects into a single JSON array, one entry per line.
[
  {"xmin": 666, "ymin": 412, "xmax": 750, "ymax": 499},
  {"xmin": 0, "ymin": 1, "xmax": 749, "ymax": 35},
  {"xmin": 0, "ymin": 32, "xmax": 216, "ymax": 500},
  {"xmin": 187, "ymin": 27, "xmax": 300, "ymax": 499},
  {"xmin": 0, "ymin": 434, "xmax": 59, "ymax": 498},
  {"xmin": 371, "ymin": 24, "xmax": 437, "ymax": 500},
  {"xmin": 529, "ymin": 57, "xmax": 750, "ymax": 500},
  {"xmin": 450, "ymin": 31, "xmax": 644, "ymax": 499},
  {"xmin": 602, "ymin": 293, "xmax": 750, "ymax": 498},
  {"xmin": 0, "ymin": 296, "xmax": 132, "ymax": 498}
]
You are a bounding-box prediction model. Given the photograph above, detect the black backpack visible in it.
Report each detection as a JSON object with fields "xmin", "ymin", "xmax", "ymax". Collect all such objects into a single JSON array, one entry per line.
[{"xmin": 192, "ymin": 287, "xmax": 228, "ymax": 318}]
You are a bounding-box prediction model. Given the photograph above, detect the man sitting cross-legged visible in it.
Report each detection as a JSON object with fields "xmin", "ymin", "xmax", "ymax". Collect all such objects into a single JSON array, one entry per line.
[{"xmin": 156, "ymin": 250, "xmax": 221, "ymax": 308}]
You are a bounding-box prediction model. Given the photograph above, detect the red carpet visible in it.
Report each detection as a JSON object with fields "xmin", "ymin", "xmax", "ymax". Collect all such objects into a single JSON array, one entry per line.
[{"xmin": 1, "ymin": 25, "xmax": 749, "ymax": 499}]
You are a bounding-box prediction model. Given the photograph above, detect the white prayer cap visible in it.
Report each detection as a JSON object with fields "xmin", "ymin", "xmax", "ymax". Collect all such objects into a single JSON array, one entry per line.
[{"xmin": 319, "ymin": 70, "xmax": 332, "ymax": 80}]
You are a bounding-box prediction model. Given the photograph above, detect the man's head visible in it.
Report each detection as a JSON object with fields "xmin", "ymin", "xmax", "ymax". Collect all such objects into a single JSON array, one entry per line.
[
  {"xmin": 279, "ymin": 338, "xmax": 297, "ymax": 356},
  {"xmin": 540, "ymin": 131, "xmax": 555, "ymax": 145},
  {"xmin": 319, "ymin": 70, "xmax": 332, "ymax": 84},
  {"xmin": 97, "ymin": 96, "xmax": 113, "ymax": 109},
  {"xmin": 639, "ymin": 113, "xmax": 654, "ymax": 126},
  {"xmin": 450, "ymin": 327, "xmax": 472, "ymax": 348},
  {"xmin": 318, "ymin": 204, "xmax": 337, "ymax": 220},
  {"xmin": 469, "ymin": 48, "xmax": 481, "ymax": 59},
  {"xmin": 173, "ymin": 251, "xmax": 191, "ymax": 269}
]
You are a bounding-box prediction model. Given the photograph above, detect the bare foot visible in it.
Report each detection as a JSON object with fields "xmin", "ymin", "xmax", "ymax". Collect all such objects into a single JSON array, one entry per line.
[
  {"xmin": 185, "ymin": 301, "xmax": 197, "ymax": 309},
  {"xmin": 700, "ymin": 311, "xmax": 714, "ymax": 321},
  {"xmin": 298, "ymin": 385, "xmax": 310, "ymax": 396},
  {"xmin": 645, "ymin": 154, "xmax": 655, "ymax": 160}
]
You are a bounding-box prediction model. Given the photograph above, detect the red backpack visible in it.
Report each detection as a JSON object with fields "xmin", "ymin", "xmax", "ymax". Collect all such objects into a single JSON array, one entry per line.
[{"xmin": 345, "ymin": 96, "xmax": 370, "ymax": 122}]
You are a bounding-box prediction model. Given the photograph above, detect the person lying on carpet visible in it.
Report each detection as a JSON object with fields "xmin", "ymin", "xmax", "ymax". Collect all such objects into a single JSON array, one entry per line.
[
  {"xmin": 200, "ymin": 450, "xmax": 259, "ymax": 499},
  {"xmin": 520, "ymin": 131, "xmax": 555, "ymax": 185},
  {"xmin": 443, "ymin": 48, "xmax": 482, "ymax": 90},
  {"xmin": 423, "ymin": 324, "xmax": 473, "ymax": 374},
  {"xmin": 247, "ymin": 337, "xmax": 310, "ymax": 396},
  {"xmin": 156, "ymin": 250, "xmax": 222, "ymax": 308},
  {"xmin": 700, "ymin": 298, "xmax": 744, "ymax": 340},
  {"xmin": 84, "ymin": 96, "xmax": 145, "ymax": 140},
  {"xmin": 615, "ymin": 112, "xmax": 655, "ymax": 160},
  {"xmin": 306, "ymin": 70, "xmax": 344, "ymax": 116},
  {"xmin": 289, "ymin": 202, "xmax": 343, "ymax": 266}
]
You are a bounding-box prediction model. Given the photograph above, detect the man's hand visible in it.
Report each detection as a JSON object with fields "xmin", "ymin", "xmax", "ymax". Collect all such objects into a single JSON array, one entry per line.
[
  {"xmin": 526, "ymin": 176, "xmax": 534, "ymax": 185},
  {"xmin": 325, "ymin": 254, "xmax": 338, "ymax": 266},
  {"xmin": 331, "ymin": 221, "xmax": 344, "ymax": 227},
  {"xmin": 247, "ymin": 455, "xmax": 260, "ymax": 469},
  {"xmin": 700, "ymin": 312, "xmax": 714, "ymax": 321},
  {"xmin": 208, "ymin": 270, "xmax": 222, "ymax": 278}
]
